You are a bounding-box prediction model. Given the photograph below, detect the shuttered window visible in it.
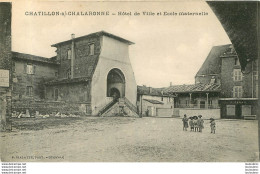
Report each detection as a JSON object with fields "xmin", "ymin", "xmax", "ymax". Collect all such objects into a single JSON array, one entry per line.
[
  {"xmin": 233, "ymin": 86, "xmax": 243, "ymax": 98},
  {"xmin": 233, "ymin": 69, "xmax": 242, "ymax": 81}
]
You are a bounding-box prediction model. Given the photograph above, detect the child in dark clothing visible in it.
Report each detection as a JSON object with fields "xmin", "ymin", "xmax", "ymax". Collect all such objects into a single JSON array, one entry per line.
[
  {"xmin": 210, "ymin": 118, "xmax": 216, "ymax": 134},
  {"xmin": 193, "ymin": 116, "xmax": 198, "ymax": 132},
  {"xmin": 189, "ymin": 117, "xmax": 194, "ymax": 131},
  {"xmin": 182, "ymin": 114, "xmax": 189, "ymax": 131}
]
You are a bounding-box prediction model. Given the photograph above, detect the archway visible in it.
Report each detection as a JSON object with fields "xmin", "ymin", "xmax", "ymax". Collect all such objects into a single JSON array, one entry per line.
[{"xmin": 107, "ymin": 68, "xmax": 125, "ymax": 99}]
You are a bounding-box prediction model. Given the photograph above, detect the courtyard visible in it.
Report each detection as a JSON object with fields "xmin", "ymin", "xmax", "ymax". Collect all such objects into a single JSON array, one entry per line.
[{"xmin": 0, "ymin": 117, "xmax": 258, "ymax": 162}]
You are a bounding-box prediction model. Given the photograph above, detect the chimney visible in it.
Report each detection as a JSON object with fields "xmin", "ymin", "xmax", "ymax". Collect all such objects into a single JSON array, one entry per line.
[
  {"xmin": 71, "ymin": 33, "xmax": 75, "ymax": 78},
  {"xmin": 71, "ymin": 33, "xmax": 75, "ymax": 39},
  {"xmin": 149, "ymin": 87, "xmax": 152, "ymax": 94}
]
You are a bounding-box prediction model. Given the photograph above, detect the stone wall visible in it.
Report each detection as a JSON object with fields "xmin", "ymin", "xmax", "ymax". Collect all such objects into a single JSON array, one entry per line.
[
  {"xmin": 45, "ymin": 81, "xmax": 91, "ymax": 103},
  {"xmin": 0, "ymin": 2, "xmax": 12, "ymax": 131},
  {"xmin": 221, "ymin": 56, "xmax": 256, "ymax": 98},
  {"xmin": 56, "ymin": 35, "xmax": 101, "ymax": 79},
  {"xmin": 12, "ymin": 59, "xmax": 57, "ymax": 101},
  {"xmin": 12, "ymin": 100, "xmax": 91, "ymax": 116}
]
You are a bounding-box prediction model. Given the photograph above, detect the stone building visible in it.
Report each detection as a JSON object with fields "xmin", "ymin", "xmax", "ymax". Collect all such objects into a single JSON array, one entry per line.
[
  {"xmin": 0, "ymin": 2, "xmax": 12, "ymax": 131},
  {"xmin": 195, "ymin": 44, "xmax": 258, "ymax": 119},
  {"xmin": 11, "ymin": 31, "xmax": 138, "ymax": 117},
  {"xmin": 137, "ymin": 86, "xmax": 174, "ymax": 117}
]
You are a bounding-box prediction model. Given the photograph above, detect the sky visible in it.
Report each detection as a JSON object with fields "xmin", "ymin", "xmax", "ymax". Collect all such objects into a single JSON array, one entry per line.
[{"xmin": 11, "ymin": 1, "xmax": 231, "ymax": 87}]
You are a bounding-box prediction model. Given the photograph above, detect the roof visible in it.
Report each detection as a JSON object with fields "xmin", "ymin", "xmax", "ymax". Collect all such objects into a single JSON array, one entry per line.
[
  {"xmin": 207, "ymin": 1, "xmax": 258, "ymax": 71},
  {"xmin": 163, "ymin": 83, "xmax": 221, "ymax": 94},
  {"xmin": 137, "ymin": 85, "xmax": 165, "ymax": 96},
  {"xmin": 143, "ymin": 99, "xmax": 164, "ymax": 105},
  {"xmin": 195, "ymin": 44, "xmax": 231, "ymax": 77},
  {"xmin": 12, "ymin": 51, "xmax": 59, "ymax": 65},
  {"xmin": 44, "ymin": 77, "xmax": 90, "ymax": 85},
  {"xmin": 51, "ymin": 31, "xmax": 134, "ymax": 47}
]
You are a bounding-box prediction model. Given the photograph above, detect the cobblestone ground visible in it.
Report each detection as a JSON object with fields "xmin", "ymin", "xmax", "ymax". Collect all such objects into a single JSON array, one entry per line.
[{"xmin": 0, "ymin": 117, "xmax": 258, "ymax": 162}]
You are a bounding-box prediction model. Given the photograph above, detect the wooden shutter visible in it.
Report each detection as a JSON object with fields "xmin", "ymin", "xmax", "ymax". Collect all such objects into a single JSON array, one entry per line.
[
  {"xmin": 24, "ymin": 64, "xmax": 27, "ymax": 74},
  {"xmin": 33, "ymin": 65, "xmax": 36, "ymax": 74}
]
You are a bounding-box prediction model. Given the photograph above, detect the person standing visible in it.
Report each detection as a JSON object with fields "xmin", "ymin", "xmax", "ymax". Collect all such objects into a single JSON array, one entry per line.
[
  {"xmin": 197, "ymin": 115, "xmax": 204, "ymax": 132},
  {"xmin": 210, "ymin": 118, "xmax": 216, "ymax": 134},
  {"xmin": 182, "ymin": 114, "xmax": 189, "ymax": 131}
]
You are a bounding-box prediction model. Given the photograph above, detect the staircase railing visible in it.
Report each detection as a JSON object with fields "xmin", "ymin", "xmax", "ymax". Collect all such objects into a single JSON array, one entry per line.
[
  {"xmin": 124, "ymin": 97, "xmax": 138, "ymax": 114},
  {"xmin": 98, "ymin": 99, "xmax": 117, "ymax": 116}
]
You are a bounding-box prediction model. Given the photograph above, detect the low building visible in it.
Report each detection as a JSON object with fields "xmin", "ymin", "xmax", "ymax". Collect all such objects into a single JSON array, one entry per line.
[
  {"xmin": 137, "ymin": 86, "xmax": 174, "ymax": 117},
  {"xmin": 163, "ymin": 83, "xmax": 221, "ymax": 119}
]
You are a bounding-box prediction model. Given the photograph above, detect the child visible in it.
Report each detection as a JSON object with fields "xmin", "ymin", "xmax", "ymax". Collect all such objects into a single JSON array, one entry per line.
[
  {"xmin": 193, "ymin": 116, "xmax": 198, "ymax": 132},
  {"xmin": 210, "ymin": 118, "xmax": 216, "ymax": 134},
  {"xmin": 197, "ymin": 115, "xmax": 204, "ymax": 132},
  {"xmin": 182, "ymin": 114, "xmax": 189, "ymax": 131},
  {"xmin": 189, "ymin": 117, "xmax": 194, "ymax": 131}
]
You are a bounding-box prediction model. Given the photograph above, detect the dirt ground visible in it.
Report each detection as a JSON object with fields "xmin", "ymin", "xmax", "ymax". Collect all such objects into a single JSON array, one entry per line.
[{"xmin": 0, "ymin": 117, "xmax": 259, "ymax": 162}]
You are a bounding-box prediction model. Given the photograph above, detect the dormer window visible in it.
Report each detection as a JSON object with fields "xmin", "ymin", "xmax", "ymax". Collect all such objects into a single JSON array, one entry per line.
[
  {"xmin": 89, "ymin": 44, "xmax": 94, "ymax": 55},
  {"xmin": 67, "ymin": 49, "xmax": 72, "ymax": 59}
]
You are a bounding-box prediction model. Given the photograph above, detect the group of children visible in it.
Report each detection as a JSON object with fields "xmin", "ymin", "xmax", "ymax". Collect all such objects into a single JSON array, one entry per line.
[{"xmin": 182, "ymin": 114, "xmax": 216, "ymax": 134}]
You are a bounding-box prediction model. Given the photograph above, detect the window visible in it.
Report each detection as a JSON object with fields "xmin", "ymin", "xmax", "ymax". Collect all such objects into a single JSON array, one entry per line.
[
  {"xmin": 226, "ymin": 105, "xmax": 235, "ymax": 116},
  {"xmin": 26, "ymin": 86, "xmax": 33, "ymax": 96},
  {"xmin": 233, "ymin": 69, "xmax": 242, "ymax": 81},
  {"xmin": 26, "ymin": 64, "xmax": 35, "ymax": 74},
  {"xmin": 234, "ymin": 58, "xmax": 240, "ymax": 66},
  {"xmin": 54, "ymin": 88, "xmax": 59, "ymax": 101},
  {"xmin": 67, "ymin": 49, "xmax": 72, "ymax": 59},
  {"xmin": 233, "ymin": 86, "xmax": 243, "ymax": 98},
  {"xmin": 89, "ymin": 44, "xmax": 94, "ymax": 55},
  {"xmin": 242, "ymin": 105, "xmax": 251, "ymax": 116}
]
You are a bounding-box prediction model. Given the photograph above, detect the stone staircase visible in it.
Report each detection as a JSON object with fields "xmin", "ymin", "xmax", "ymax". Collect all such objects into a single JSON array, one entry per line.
[{"xmin": 99, "ymin": 97, "xmax": 139, "ymax": 117}]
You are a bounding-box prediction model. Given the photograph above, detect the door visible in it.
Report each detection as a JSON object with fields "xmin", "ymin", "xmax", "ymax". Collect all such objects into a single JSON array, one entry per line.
[
  {"xmin": 235, "ymin": 104, "xmax": 242, "ymax": 119},
  {"xmin": 200, "ymin": 101, "xmax": 205, "ymax": 108}
]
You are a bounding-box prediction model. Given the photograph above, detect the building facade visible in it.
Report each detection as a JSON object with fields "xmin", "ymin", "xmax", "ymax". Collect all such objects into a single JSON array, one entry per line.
[
  {"xmin": 196, "ymin": 44, "xmax": 258, "ymax": 119},
  {"xmin": 137, "ymin": 86, "xmax": 174, "ymax": 117},
  {"xmin": 11, "ymin": 31, "xmax": 138, "ymax": 117},
  {"xmin": 0, "ymin": 2, "xmax": 12, "ymax": 131}
]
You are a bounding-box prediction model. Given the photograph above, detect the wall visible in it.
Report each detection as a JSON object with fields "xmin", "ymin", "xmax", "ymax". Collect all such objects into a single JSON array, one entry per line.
[
  {"xmin": 91, "ymin": 36, "xmax": 137, "ymax": 115},
  {"xmin": 45, "ymin": 82, "xmax": 91, "ymax": 103},
  {"xmin": 139, "ymin": 95, "xmax": 173, "ymax": 116},
  {"xmin": 221, "ymin": 56, "xmax": 255, "ymax": 98},
  {"xmin": 12, "ymin": 100, "xmax": 91, "ymax": 115},
  {"xmin": 56, "ymin": 36, "xmax": 101, "ymax": 79},
  {"xmin": 0, "ymin": 3, "xmax": 12, "ymax": 131},
  {"xmin": 174, "ymin": 108, "xmax": 220, "ymax": 119},
  {"xmin": 12, "ymin": 59, "xmax": 57, "ymax": 101}
]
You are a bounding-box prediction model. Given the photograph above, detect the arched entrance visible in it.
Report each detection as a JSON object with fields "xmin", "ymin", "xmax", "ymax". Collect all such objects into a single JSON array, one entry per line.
[{"xmin": 107, "ymin": 68, "xmax": 125, "ymax": 100}]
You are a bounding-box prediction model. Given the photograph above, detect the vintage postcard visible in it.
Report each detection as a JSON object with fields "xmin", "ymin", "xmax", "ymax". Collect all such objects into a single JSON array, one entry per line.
[{"xmin": 0, "ymin": 0, "xmax": 259, "ymax": 165}]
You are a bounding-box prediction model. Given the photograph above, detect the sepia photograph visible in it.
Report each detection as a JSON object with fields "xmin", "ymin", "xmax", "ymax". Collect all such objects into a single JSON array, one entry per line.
[{"xmin": 0, "ymin": 0, "xmax": 259, "ymax": 166}]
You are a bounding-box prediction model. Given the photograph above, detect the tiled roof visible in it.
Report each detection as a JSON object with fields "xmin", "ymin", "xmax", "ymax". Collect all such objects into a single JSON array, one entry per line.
[
  {"xmin": 52, "ymin": 31, "xmax": 134, "ymax": 47},
  {"xmin": 195, "ymin": 44, "xmax": 231, "ymax": 77},
  {"xmin": 207, "ymin": 2, "xmax": 258, "ymax": 71},
  {"xmin": 163, "ymin": 83, "xmax": 221, "ymax": 94},
  {"xmin": 143, "ymin": 99, "xmax": 164, "ymax": 105},
  {"xmin": 137, "ymin": 85, "xmax": 165, "ymax": 96},
  {"xmin": 45, "ymin": 77, "xmax": 90, "ymax": 85},
  {"xmin": 12, "ymin": 51, "xmax": 59, "ymax": 65}
]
